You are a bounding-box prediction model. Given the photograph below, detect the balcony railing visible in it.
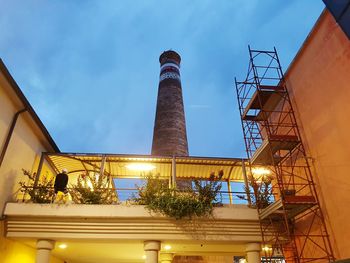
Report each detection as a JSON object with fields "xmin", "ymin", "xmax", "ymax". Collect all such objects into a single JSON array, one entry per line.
[{"xmin": 17, "ymin": 185, "xmax": 251, "ymax": 205}]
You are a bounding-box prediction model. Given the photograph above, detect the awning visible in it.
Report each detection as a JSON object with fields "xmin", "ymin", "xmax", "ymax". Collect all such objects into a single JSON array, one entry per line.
[{"xmin": 44, "ymin": 153, "xmax": 248, "ymax": 182}]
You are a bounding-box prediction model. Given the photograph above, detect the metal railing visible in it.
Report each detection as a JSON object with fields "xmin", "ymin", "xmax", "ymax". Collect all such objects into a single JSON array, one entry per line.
[{"xmin": 17, "ymin": 185, "xmax": 251, "ymax": 205}]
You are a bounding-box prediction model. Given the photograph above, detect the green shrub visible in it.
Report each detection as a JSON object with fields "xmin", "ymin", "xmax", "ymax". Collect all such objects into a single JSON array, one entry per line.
[{"xmin": 134, "ymin": 172, "xmax": 223, "ymax": 220}]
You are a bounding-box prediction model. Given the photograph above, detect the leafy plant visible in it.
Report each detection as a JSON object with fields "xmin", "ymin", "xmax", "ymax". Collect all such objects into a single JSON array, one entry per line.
[
  {"xmin": 19, "ymin": 169, "xmax": 54, "ymax": 203},
  {"xmin": 134, "ymin": 171, "xmax": 223, "ymax": 220},
  {"xmin": 194, "ymin": 171, "xmax": 223, "ymax": 206},
  {"xmin": 69, "ymin": 172, "xmax": 118, "ymax": 204},
  {"xmin": 237, "ymin": 174, "xmax": 273, "ymax": 209}
]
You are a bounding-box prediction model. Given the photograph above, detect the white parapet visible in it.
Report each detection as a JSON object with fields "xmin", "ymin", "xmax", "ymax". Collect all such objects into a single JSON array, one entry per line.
[{"xmin": 4, "ymin": 203, "xmax": 261, "ymax": 242}]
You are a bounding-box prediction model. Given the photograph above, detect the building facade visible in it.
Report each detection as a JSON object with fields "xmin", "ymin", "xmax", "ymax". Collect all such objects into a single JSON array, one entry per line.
[
  {"xmin": 0, "ymin": 60, "xmax": 60, "ymax": 262},
  {"xmin": 284, "ymin": 9, "xmax": 350, "ymax": 259}
]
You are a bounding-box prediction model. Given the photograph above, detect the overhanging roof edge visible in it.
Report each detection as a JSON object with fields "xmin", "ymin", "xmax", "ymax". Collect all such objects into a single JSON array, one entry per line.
[{"xmin": 44, "ymin": 152, "xmax": 247, "ymax": 163}]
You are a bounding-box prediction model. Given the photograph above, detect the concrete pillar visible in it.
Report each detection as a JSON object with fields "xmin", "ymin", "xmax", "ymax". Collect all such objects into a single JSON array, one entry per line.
[
  {"xmin": 144, "ymin": 240, "xmax": 161, "ymax": 263},
  {"xmin": 245, "ymin": 243, "xmax": 261, "ymax": 263},
  {"xmin": 160, "ymin": 252, "xmax": 174, "ymax": 263},
  {"xmin": 36, "ymin": 239, "xmax": 55, "ymax": 263}
]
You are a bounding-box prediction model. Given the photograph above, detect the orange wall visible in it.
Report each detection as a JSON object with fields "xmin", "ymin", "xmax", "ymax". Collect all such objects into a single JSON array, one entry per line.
[{"xmin": 285, "ymin": 10, "xmax": 350, "ymax": 259}]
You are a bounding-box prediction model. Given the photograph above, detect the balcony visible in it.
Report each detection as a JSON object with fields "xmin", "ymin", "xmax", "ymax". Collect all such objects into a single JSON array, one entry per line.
[
  {"xmin": 3, "ymin": 202, "xmax": 262, "ymax": 263},
  {"xmin": 4, "ymin": 153, "xmax": 278, "ymax": 262},
  {"xmin": 19, "ymin": 153, "xmax": 257, "ymax": 205},
  {"xmin": 250, "ymin": 135, "xmax": 299, "ymax": 165},
  {"xmin": 241, "ymin": 85, "xmax": 285, "ymax": 122}
]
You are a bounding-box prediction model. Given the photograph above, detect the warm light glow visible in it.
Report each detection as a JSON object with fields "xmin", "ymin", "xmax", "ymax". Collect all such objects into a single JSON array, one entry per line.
[
  {"xmin": 142, "ymin": 255, "xmax": 146, "ymax": 259},
  {"xmin": 252, "ymin": 167, "xmax": 271, "ymax": 176},
  {"xmin": 126, "ymin": 163, "xmax": 156, "ymax": 171},
  {"xmin": 58, "ymin": 244, "xmax": 67, "ymax": 249},
  {"xmin": 239, "ymin": 258, "xmax": 246, "ymax": 263},
  {"xmin": 86, "ymin": 180, "xmax": 94, "ymax": 191},
  {"xmin": 164, "ymin": 245, "xmax": 171, "ymax": 250},
  {"xmin": 262, "ymin": 245, "xmax": 272, "ymax": 252}
]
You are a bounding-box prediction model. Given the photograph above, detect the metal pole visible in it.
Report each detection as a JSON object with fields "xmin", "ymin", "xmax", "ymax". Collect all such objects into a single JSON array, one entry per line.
[
  {"xmin": 34, "ymin": 153, "xmax": 45, "ymax": 188},
  {"xmin": 242, "ymin": 159, "xmax": 252, "ymax": 206},
  {"xmin": 168, "ymin": 163, "xmax": 172, "ymax": 189},
  {"xmin": 171, "ymin": 156, "xmax": 176, "ymax": 188},
  {"xmin": 100, "ymin": 156, "xmax": 106, "ymax": 176},
  {"xmin": 227, "ymin": 180, "xmax": 233, "ymax": 204},
  {"xmin": 99, "ymin": 156, "xmax": 108, "ymax": 191},
  {"xmin": 108, "ymin": 160, "xmax": 112, "ymax": 188},
  {"xmin": 0, "ymin": 108, "xmax": 27, "ymax": 167}
]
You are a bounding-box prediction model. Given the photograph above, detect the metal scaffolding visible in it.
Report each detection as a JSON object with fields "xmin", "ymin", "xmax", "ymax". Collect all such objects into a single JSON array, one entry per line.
[{"xmin": 235, "ymin": 46, "xmax": 335, "ymax": 263}]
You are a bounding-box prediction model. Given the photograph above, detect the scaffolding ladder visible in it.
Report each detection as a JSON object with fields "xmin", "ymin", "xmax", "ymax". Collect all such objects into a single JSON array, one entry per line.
[{"xmin": 235, "ymin": 46, "xmax": 335, "ymax": 263}]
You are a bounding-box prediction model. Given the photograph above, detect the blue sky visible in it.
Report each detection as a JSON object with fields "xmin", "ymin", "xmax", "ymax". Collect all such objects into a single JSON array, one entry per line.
[{"xmin": 0, "ymin": 1, "xmax": 324, "ymax": 158}]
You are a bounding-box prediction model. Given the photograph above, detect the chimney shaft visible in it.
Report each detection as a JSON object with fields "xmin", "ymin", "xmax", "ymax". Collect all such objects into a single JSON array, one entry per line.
[{"xmin": 151, "ymin": 50, "xmax": 189, "ymax": 156}]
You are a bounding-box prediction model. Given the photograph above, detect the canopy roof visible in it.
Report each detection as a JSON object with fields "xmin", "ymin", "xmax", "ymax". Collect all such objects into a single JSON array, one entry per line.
[{"xmin": 44, "ymin": 153, "xmax": 248, "ymax": 182}]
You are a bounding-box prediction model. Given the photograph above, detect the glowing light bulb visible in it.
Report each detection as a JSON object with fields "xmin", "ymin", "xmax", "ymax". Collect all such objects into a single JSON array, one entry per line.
[
  {"xmin": 58, "ymin": 244, "xmax": 67, "ymax": 249},
  {"xmin": 262, "ymin": 245, "xmax": 272, "ymax": 251},
  {"xmin": 252, "ymin": 167, "xmax": 271, "ymax": 176},
  {"xmin": 164, "ymin": 245, "xmax": 171, "ymax": 250},
  {"xmin": 126, "ymin": 163, "xmax": 156, "ymax": 171},
  {"xmin": 86, "ymin": 180, "xmax": 94, "ymax": 191}
]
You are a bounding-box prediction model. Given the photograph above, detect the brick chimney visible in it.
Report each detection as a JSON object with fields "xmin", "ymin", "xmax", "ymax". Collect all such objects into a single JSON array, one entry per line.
[
  {"xmin": 151, "ymin": 50, "xmax": 189, "ymax": 156},
  {"xmin": 151, "ymin": 52, "xmax": 200, "ymax": 262}
]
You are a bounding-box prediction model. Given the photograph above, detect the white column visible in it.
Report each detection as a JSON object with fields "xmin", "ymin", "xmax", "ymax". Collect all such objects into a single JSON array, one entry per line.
[
  {"xmin": 144, "ymin": 240, "xmax": 161, "ymax": 263},
  {"xmin": 160, "ymin": 252, "xmax": 174, "ymax": 263},
  {"xmin": 36, "ymin": 240, "xmax": 55, "ymax": 263},
  {"xmin": 245, "ymin": 243, "xmax": 261, "ymax": 263}
]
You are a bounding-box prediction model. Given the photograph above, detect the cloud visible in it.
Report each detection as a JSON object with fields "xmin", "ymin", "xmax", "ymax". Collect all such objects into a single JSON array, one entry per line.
[{"xmin": 0, "ymin": 0, "xmax": 324, "ymax": 157}]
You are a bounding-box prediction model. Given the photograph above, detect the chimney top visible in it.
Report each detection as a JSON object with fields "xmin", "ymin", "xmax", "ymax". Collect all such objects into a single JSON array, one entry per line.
[{"xmin": 159, "ymin": 50, "xmax": 181, "ymax": 65}]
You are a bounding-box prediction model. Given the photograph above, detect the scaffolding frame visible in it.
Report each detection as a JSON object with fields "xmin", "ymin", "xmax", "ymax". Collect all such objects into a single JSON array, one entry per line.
[{"xmin": 235, "ymin": 46, "xmax": 335, "ymax": 263}]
